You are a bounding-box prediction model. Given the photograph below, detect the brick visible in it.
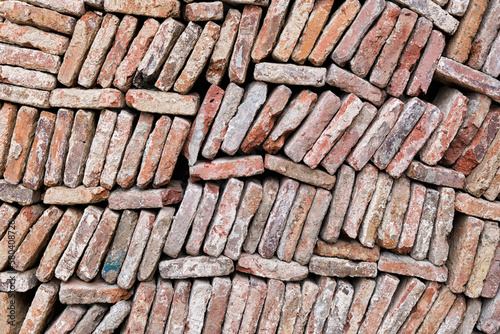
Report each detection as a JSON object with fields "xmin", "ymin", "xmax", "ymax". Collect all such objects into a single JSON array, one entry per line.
[
  {"xmin": 386, "ymin": 17, "xmax": 433, "ymax": 98},
  {"xmin": 447, "ymin": 0, "xmax": 470, "ymax": 15},
  {"xmin": 221, "ymin": 81, "xmax": 268, "ymax": 155},
  {"xmin": 77, "ymin": 208, "xmax": 120, "ymax": 282},
  {"xmin": 254, "ymin": 62, "xmax": 326, "ymax": 86},
  {"xmin": 184, "ymin": 2, "xmax": 223, "ymax": 21},
  {"xmin": 416, "ymin": 286, "xmax": 457, "ymax": 334},
  {"xmin": 134, "ymin": 19, "xmax": 184, "ymax": 87},
  {"xmin": 190, "ymin": 155, "xmax": 264, "ymax": 181},
  {"xmin": 258, "ymin": 178, "xmax": 299, "ymax": 258},
  {"xmin": 58, "ymin": 12, "xmax": 102, "ymax": 87},
  {"xmin": 406, "ymin": 161, "xmax": 465, "ymax": 188},
  {"xmin": 101, "ymin": 210, "xmax": 138, "ymax": 284},
  {"xmin": 386, "ymin": 105, "xmax": 443, "ymax": 178},
  {"xmin": 482, "ymin": 243, "xmax": 500, "ymax": 297},
  {"xmin": 83, "ymin": 110, "xmax": 117, "ymax": 187},
  {"xmin": 126, "ymin": 89, "xmax": 200, "ymax": 116},
  {"xmin": 263, "ymin": 90, "xmax": 317, "ymax": 154},
  {"xmin": 0, "ymin": 203, "xmax": 18, "ymax": 239},
  {"xmin": 304, "ymin": 93, "xmax": 363, "ymax": 168},
  {"xmin": 436, "ymin": 295, "xmax": 466, "ymax": 333},
  {"xmin": 223, "ymin": 0, "xmax": 269, "ymax": 4},
  {"xmin": 323, "ymin": 279, "xmax": 353, "ymax": 333},
  {"xmin": 478, "ymin": 291, "xmax": 500, "ymax": 333},
  {"xmin": 291, "ymin": 0, "xmax": 334, "ymax": 64},
  {"xmin": 206, "ymin": 9, "xmax": 241, "ymax": 85},
  {"xmin": 243, "ymin": 177, "xmax": 279, "ymax": 254},
  {"xmin": 397, "ymin": 0, "xmax": 460, "ymax": 33},
  {"xmin": 347, "ymin": 98, "xmax": 404, "ymax": 170},
  {"xmin": 159, "ymin": 256, "xmax": 234, "ymax": 279},
  {"xmin": 358, "ymin": 274, "xmax": 400, "ymax": 334},
  {"xmin": 99, "ymin": 110, "xmax": 134, "ymax": 189},
  {"xmin": 155, "ymin": 22, "xmax": 202, "ymax": 92},
  {"xmin": 85, "ymin": 0, "xmax": 104, "ymax": 8},
  {"xmin": 44, "ymin": 109, "xmax": 73, "ymax": 187},
  {"xmin": 138, "ymin": 208, "xmax": 175, "ymax": 282},
  {"xmin": 59, "ymin": 277, "xmax": 131, "ymax": 304},
  {"xmin": 0, "ymin": 269, "xmax": 38, "ymax": 292},
  {"xmin": 0, "ymin": 1, "xmax": 76, "ymax": 35},
  {"xmin": 379, "ymin": 251, "xmax": 448, "ymax": 282},
  {"xmin": 0, "ymin": 103, "xmax": 16, "ymax": 176},
  {"xmin": 116, "ymin": 210, "xmax": 155, "ymax": 290},
  {"xmin": 113, "ymin": 18, "xmax": 160, "ymax": 92},
  {"xmin": 251, "ymin": 0, "xmax": 290, "ymax": 62},
  {"xmin": 97, "ymin": 15, "xmax": 138, "ymax": 88},
  {"xmin": 3, "ymin": 106, "xmax": 38, "ymax": 184},
  {"xmin": 277, "ymin": 184, "xmax": 315, "ymax": 262},
  {"xmin": 0, "ymin": 180, "xmax": 41, "ymax": 205},
  {"xmin": 309, "ymin": 255, "xmax": 378, "ymax": 278},
  {"xmin": 445, "ymin": 0, "xmax": 489, "ymax": 63},
  {"xmin": 399, "ymin": 281, "xmax": 441, "ymax": 334},
  {"xmin": 0, "ymin": 65, "xmax": 56, "ymax": 91},
  {"xmin": 73, "ymin": 306, "xmax": 110, "ymax": 333},
  {"xmin": 185, "ymin": 182, "xmax": 220, "ymax": 256},
  {"xmin": 406, "ymin": 30, "xmax": 446, "ymax": 96},
  {"xmin": 331, "ymin": 0, "xmax": 385, "ymax": 66},
  {"xmin": 322, "ymin": 103, "xmax": 378, "ymax": 174},
  {"xmin": 221, "ymin": 274, "xmax": 249, "ymax": 334},
  {"xmin": 239, "ymin": 277, "xmax": 267, "ymax": 334},
  {"xmin": 121, "ymin": 281, "xmax": 156, "ymax": 334},
  {"xmin": 0, "ymin": 204, "xmax": 44, "ymax": 270},
  {"xmin": 350, "ymin": 3, "xmax": 400, "ymax": 78},
  {"xmin": 315, "ymin": 239, "xmax": 380, "ymax": 262},
  {"xmin": 482, "ymin": 31, "xmax": 500, "ymax": 77},
  {"xmin": 36, "ymin": 208, "xmax": 82, "ymax": 282},
  {"xmin": 110, "ymin": 183, "xmax": 183, "ymax": 210},
  {"xmin": 18, "ymin": 281, "xmax": 59, "ymax": 334},
  {"xmin": 454, "ymin": 106, "xmax": 500, "ymax": 175},
  {"xmin": 372, "ymin": 98, "xmax": 426, "ymax": 170},
  {"xmin": 343, "ymin": 278, "xmax": 376, "ymax": 334},
  {"xmin": 257, "ymin": 279, "xmax": 286, "ymax": 333},
  {"xmin": 21, "ymin": 111, "xmax": 55, "ymax": 190},
  {"xmin": 1, "ymin": 292, "xmax": 29, "ymax": 333},
  {"xmin": 19, "ymin": 0, "xmax": 85, "ymax": 16},
  {"xmin": 224, "ymin": 179, "xmax": 263, "ymax": 260},
  {"xmin": 104, "ymin": 0, "xmax": 180, "ymax": 17},
  {"xmin": 436, "ymin": 57, "xmax": 500, "ymax": 103},
  {"xmin": 272, "ymin": 0, "xmax": 314, "ymax": 62},
  {"xmin": 428, "ymin": 187, "xmax": 455, "ymax": 266},
  {"xmin": 467, "ymin": 0, "xmax": 500, "ymax": 69},
  {"xmin": 54, "ymin": 206, "xmax": 103, "ymax": 281},
  {"xmin": 145, "ymin": 279, "xmax": 173, "ymax": 334},
  {"xmin": 411, "ymin": 188, "xmax": 440, "ymax": 260},
  {"xmin": 466, "ymin": 221, "xmax": 500, "ymax": 298},
  {"xmin": 370, "ymin": 9, "xmax": 418, "ymax": 89},
  {"xmin": 0, "ymin": 83, "xmax": 50, "ymax": 108},
  {"xmin": 284, "ymin": 91, "xmax": 339, "ymax": 162},
  {"xmin": 174, "ymin": 21, "xmax": 220, "ymax": 94},
  {"xmin": 293, "ymin": 280, "xmax": 320, "ymax": 334},
  {"xmin": 184, "ymin": 280, "xmax": 212, "ymax": 334},
  {"xmin": 164, "ymin": 182, "xmax": 203, "ymax": 258},
  {"xmin": 342, "ymin": 163, "xmax": 379, "ymax": 239},
  {"xmin": 306, "ymin": 277, "xmax": 336, "ymax": 333},
  {"xmin": 0, "ymin": 42, "xmax": 60, "ymax": 75},
  {"xmin": 78, "ymin": 14, "xmax": 120, "ymax": 88},
  {"xmin": 277, "ymin": 283, "xmax": 301, "ymax": 334},
  {"xmin": 456, "ymin": 299, "xmax": 482, "ymax": 334},
  {"xmin": 202, "ymin": 277, "xmax": 231, "ymax": 334},
  {"xmin": 377, "ymin": 277, "xmax": 426, "ymax": 333},
  {"xmin": 11, "ymin": 206, "xmax": 63, "ymax": 272},
  {"xmin": 45, "ymin": 305, "xmax": 87, "ymax": 334},
  {"xmin": 92, "ymin": 300, "xmax": 131, "ymax": 334},
  {"xmin": 308, "ymin": 0, "xmax": 361, "ymax": 66},
  {"xmin": 420, "ymin": 88, "xmax": 468, "ymax": 165},
  {"xmin": 321, "ymin": 164, "xmax": 355, "ymax": 243},
  {"xmin": 237, "ymin": 253, "xmax": 308, "ymax": 281},
  {"xmin": 395, "ymin": 183, "xmax": 426, "ymax": 254},
  {"xmin": 50, "ymin": 88, "xmax": 125, "ymax": 109}
]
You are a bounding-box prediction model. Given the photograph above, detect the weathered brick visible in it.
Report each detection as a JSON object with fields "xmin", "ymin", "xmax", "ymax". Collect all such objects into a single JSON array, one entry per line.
[
  {"xmin": 44, "ymin": 109, "xmax": 73, "ymax": 187},
  {"xmin": 477, "ymin": 294, "xmax": 500, "ymax": 334},
  {"xmin": 0, "ymin": 292, "xmax": 28, "ymax": 334},
  {"xmin": 0, "ymin": 43, "xmax": 60, "ymax": 74},
  {"xmin": 92, "ymin": 300, "xmax": 131, "ymax": 334},
  {"xmin": 109, "ymin": 183, "xmax": 183, "ymax": 210},
  {"xmin": 18, "ymin": 0, "xmax": 85, "ymax": 16},
  {"xmin": 121, "ymin": 281, "xmax": 156, "ymax": 334},
  {"xmin": 223, "ymin": 0, "xmax": 269, "ymax": 4},
  {"xmin": 174, "ymin": 21, "xmax": 220, "ymax": 94},
  {"xmin": 263, "ymin": 90, "xmax": 317, "ymax": 154},
  {"xmin": 221, "ymin": 81, "xmax": 267, "ymax": 155},
  {"xmin": 0, "ymin": 83, "xmax": 50, "ymax": 108},
  {"xmin": 0, "ymin": 103, "xmax": 16, "ymax": 177},
  {"xmin": 126, "ymin": 89, "xmax": 200, "ymax": 116},
  {"xmin": 437, "ymin": 294, "xmax": 467, "ymax": 333},
  {"xmin": 406, "ymin": 30, "xmax": 446, "ymax": 96},
  {"xmin": 308, "ymin": 0, "xmax": 360, "ymax": 66},
  {"xmin": 0, "ymin": 269, "xmax": 38, "ymax": 292},
  {"xmin": 467, "ymin": 0, "xmax": 500, "ymax": 69},
  {"xmin": 379, "ymin": 251, "xmax": 448, "ymax": 282},
  {"xmin": 237, "ymin": 253, "xmax": 308, "ymax": 281},
  {"xmin": 399, "ymin": 281, "xmax": 441, "ymax": 334},
  {"xmin": 78, "ymin": 14, "xmax": 120, "ymax": 88},
  {"xmin": 18, "ymin": 281, "xmax": 59, "ymax": 334},
  {"xmin": 184, "ymin": 2, "xmax": 223, "ymax": 21},
  {"xmin": 58, "ymin": 11, "xmax": 102, "ymax": 87},
  {"xmin": 50, "ymin": 88, "xmax": 125, "ymax": 109},
  {"xmin": 202, "ymin": 277, "xmax": 231, "ymax": 334},
  {"xmin": 97, "ymin": 15, "xmax": 138, "ymax": 88},
  {"xmin": 0, "ymin": 203, "xmax": 18, "ymax": 239},
  {"xmin": 323, "ymin": 279, "xmax": 353, "ymax": 334},
  {"xmin": 257, "ymin": 279, "xmax": 286, "ymax": 333},
  {"xmin": 4, "ymin": 106, "xmax": 39, "ymax": 185},
  {"xmin": 386, "ymin": 17, "xmax": 433, "ymax": 98},
  {"xmin": 309, "ymin": 255, "xmax": 378, "ymax": 278},
  {"xmin": 411, "ymin": 188, "xmax": 440, "ymax": 260},
  {"xmin": 104, "ymin": 0, "xmax": 181, "ymax": 17},
  {"xmin": 221, "ymin": 274, "xmax": 248, "ymax": 334},
  {"xmin": 482, "ymin": 243, "xmax": 500, "ymax": 298},
  {"xmin": 428, "ymin": 187, "xmax": 455, "ymax": 266},
  {"xmin": 395, "ymin": 183, "xmax": 426, "ymax": 254},
  {"xmin": 44, "ymin": 305, "xmax": 87, "ymax": 334},
  {"xmin": 71, "ymin": 304, "xmax": 108, "ymax": 334},
  {"xmin": 293, "ymin": 280, "xmax": 320, "ymax": 334},
  {"xmin": 0, "ymin": 180, "xmax": 41, "ymax": 205},
  {"xmin": 406, "ymin": 161, "xmax": 465, "ymax": 189},
  {"xmin": 343, "ymin": 278, "xmax": 376, "ymax": 334},
  {"xmin": 277, "ymin": 282, "xmax": 301, "ymax": 334},
  {"xmin": 251, "ymin": 0, "xmax": 290, "ymax": 62},
  {"xmin": 238, "ymin": 276, "xmax": 267, "ymax": 334},
  {"xmin": 386, "ymin": 104, "xmax": 443, "ymax": 178},
  {"xmin": 393, "ymin": 0, "xmax": 459, "ymax": 33},
  {"xmin": 315, "ymin": 239, "xmax": 380, "ymax": 262},
  {"xmin": 417, "ymin": 286, "xmax": 457, "ymax": 334},
  {"xmin": 159, "ymin": 256, "xmax": 234, "ymax": 279},
  {"xmin": 59, "ymin": 277, "xmax": 131, "ymax": 304},
  {"xmin": 306, "ymin": 277, "xmax": 336, "ymax": 333},
  {"xmin": 185, "ymin": 280, "xmax": 212, "ymax": 334},
  {"xmin": 190, "ymin": 155, "xmax": 264, "ymax": 181},
  {"xmin": 271, "ymin": 0, "xmax": 314, "ymax": 62},
  {"xmin": 254, "ymin": 62, "xmax": 326, "ymax": 87},
  {"xmin": 0, "ymin": 65, "xmax": 56, "ymax": 91},
  {"xmin": 22, "ymin": 111, "xmax": 55, "ymax": 190},
  {"xmin": 206, "ymin": 9, "xmax": 241, "ymax": 85},
  {"xmin": 145, "ymin": 279, "xmax": 173, "ymax": 334},
  {"xmin": 350, "ymin": 3, "xmax": 400, "ymax": 78},
  {"xmin": 482, "ymin": 31, "xmax": 500, "ymax": 77}
]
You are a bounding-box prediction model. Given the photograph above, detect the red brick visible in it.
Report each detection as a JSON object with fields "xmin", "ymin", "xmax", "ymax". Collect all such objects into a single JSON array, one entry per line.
[
  {"xmin": 44, "ymin": 305, "xmax": 86, "ymax": 334},
  {"xmin": 309, "ymin": 255, "xmax": 378, "ymax": 278},
  {"xmin": 0, "ymin": 203, "xmax": 18, "ymax": 239},
  {"xmin": 202, "ymin": 277, "xmax": 231, "ymax": 334},
  {"xmin": 477, "ymin": 289, "xmax": 500, "ymax": 334},
  {"xmin": 59, "ymin": 277, "xmax": 132, "ymax": 304},
  {"xmin": 0, "ymin": 103, "xmax": 16, "ymax": 177},
  {"xmin": 417, "ymin": 286, "xmax": 456, "ymax": 334},
  {"xmin": 104, "ymin": 0, "xmax": 181, "ymax": 17},
  {"xmin": 306, "ymin": 277, "xmax": 336, "ymax": 333},
  {"xmin": 455, "ymin": 191, "xmax": 500, "ymax": 221},
  {"xmin": 18, "ymin": 281, "xmax": 59, "ymax": 334},
  {"xmin": 343, "ymin": 278, "xmax": 376, "ymax": 334},
  {"xmin": 190, "ymin": 155, "xmax": 264, "ymax": 181},
  {"xmin": 237, "ymin": 253, "xmax": 308, "ymax": 281},
  {"xmin": 184, "ymin": 1, "xmax": 224, "ymax": 21},
  {"xmin": 108, "ymin": 183, "xmax": 183, "ymax": 210},
  {"xmin": 239, "ymin": 276, "xmax": 267, "ymax": 334},
  {"xmin": 395, "ymin": 183, "xmax": 426, "ymax": 254},
  {"xmin": 406, "ymin": 161, "xmax": 466, "ymax": 189},
  {"xmin": 315, "ymin": 239, "xmax": 380, "ymax": 262},
  {"xmin": 257, "ymin": 279, "xmax": 286, "ymax": 333},
  {"xmin": 0, "ymin": 65, "xmax": 56, "ymax": 91},
  {"xmin": 482, "ymin": 243, "xmax": 500, "ymax": 298},
  {"xmin": 126, "ymin": 89, "xmax": 200, "ymax": 116},
  {"xmin": 49, "ymin": 88, "xmax": 125, "ymax": 109},
  {"xmin": 121, "ymin": 281, "xmax": 156, "ymax": 334},
  {"xmin": 379, "ymin": 251, "xmax": 448, "ymax": 282},
  {"xmin": 293, "ymin": 280, "xmax": 320, "ymax": 334},
  {"xmin": 483, "ymin": 31, "xmax": 500, "ymax": 77},
  {"xmin": 439, "ymin": 295, "xmax": 468, "ymax": 332},
  {"xmin": 145, "ymin": 279, "xmax": 173, "ymax": 334},
  {"xmin": 222, "ymin": 274, "xmax": 248, "ymax": 333},
  {"xmin": 254, "ymin": 62, "xmax": 326, "ymax": 86},
  {"xmin": 277, "ymin": 283, "xmax": 301, "ymax": 333},
  {"xmin": 398, "ymin": 281, "xmax": 441, "ymax": 334},
  {"xmin": 0, "ymin": 42, "xmax": 61, "ymax": 74},
  {"xmin": 427, "ymin": 187, "xmax": 455, "ymax": 266},
  {"xmin": 93, "ymin": 300, "xmax": 131, "ymax": 333}
]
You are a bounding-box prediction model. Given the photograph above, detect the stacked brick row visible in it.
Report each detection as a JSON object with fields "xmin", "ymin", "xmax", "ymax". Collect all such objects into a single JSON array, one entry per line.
[{"xmin": 0, "ymin": 0, "xmax": 500, "ymax": 333}]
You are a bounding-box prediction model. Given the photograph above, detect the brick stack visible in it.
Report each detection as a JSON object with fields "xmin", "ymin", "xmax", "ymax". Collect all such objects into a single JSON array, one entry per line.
[{"xmin": 0, "ymin": 0, "xmax": 500, "ymax": 333}]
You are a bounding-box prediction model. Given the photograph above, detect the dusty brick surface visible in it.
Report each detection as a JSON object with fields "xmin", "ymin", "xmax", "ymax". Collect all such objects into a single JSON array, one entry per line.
[
  {"xmin": 406, "ymin": 161, "xmax": 465, "ymax": 188},
  {"xmin": 104, "ymin": 0, "xmax": 181, "ymax": 18},
  {"xmin": 159, "ymin": 256, "xmax": 234, "ymax": 279},
  {"xmin": 19, "ymin": 281, "xmax": 59, "ymax": 334},
  {"xmin": 482, "ymin": 243, "xmax": 500, "ymax": 298},
  {"xmin": 395, "ymin": 183, "xmax": 426, "ymax": 254},
  {"xmin": 257, "ymin": 279, "xmax": 286, "ymax": 333},
  {"xmin": 59, "ymin": 277, "xmax": 131, "ymax": 304},
  {"xmin": 379, "ymin": 251, "xmax": 448, "ymax": 282},
  {"xmin": 126, "ymin": 89, "xmax": 200, "ymax": 116},
  {"xmin": 184, "ymin": 2, "xmax": 224, "ymax": 21},
  {"xmin": 306, "ymin": 276, "xmax": 336, "ymax": 333},
  {"xmin": 0, "ymin": 43, "xmax": 61, "ymax": 74},
  {"xmin": 309, "ymin": 255, "xmax": 378, "ymax": 278},
  {"xmin": 190, "ymin": 155, "xmax": 264, "ymax": 181},
  {"xmin": 315, "ymin": 239, "xmax": 380, "ymax": 262},
  {"xmin": 254, "ymin": 62, "xmax": 326, "ymax": 87},
  {"xmin": 237, "ymin": 253, "xmax": 308, "ymax": 281}
]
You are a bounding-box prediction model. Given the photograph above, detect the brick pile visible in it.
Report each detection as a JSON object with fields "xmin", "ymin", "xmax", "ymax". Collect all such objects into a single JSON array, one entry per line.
[{"xmin": 0, "ymin": 0, "xmax": 500, "ymax": 333}]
